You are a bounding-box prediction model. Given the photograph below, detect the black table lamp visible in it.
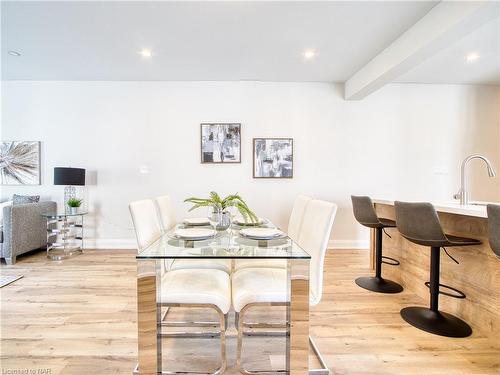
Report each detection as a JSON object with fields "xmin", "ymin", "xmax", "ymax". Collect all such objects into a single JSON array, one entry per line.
[{"xmin": 54, "ymin": 167, "xmax": 86, "ymax": 209}]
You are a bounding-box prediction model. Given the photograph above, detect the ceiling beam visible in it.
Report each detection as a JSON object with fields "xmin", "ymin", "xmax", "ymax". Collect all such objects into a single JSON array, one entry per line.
[{"xmin": 344, "ymin": 1, "xmax": 500, "ymax": 100}]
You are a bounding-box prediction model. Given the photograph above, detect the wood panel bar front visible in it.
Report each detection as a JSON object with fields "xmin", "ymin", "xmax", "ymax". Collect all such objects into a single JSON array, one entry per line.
[
  {"xmin": 371, "ymin": 203, "xmax": 500, "ymax": 335},
  {"xmin": 370, "ymin": 228, "xmax": 376, "ymax": 271}
]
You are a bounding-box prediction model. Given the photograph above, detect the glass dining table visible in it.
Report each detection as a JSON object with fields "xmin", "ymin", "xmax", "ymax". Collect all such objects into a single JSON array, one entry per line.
[{"xmin": 135, "ymin": 222, "xmax": 311, "ymax": 375}]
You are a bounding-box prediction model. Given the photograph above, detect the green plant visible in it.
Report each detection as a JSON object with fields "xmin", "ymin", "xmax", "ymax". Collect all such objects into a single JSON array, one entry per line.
[
  {"xmin": 184, "ymin": 192, "xmax": 258, "ymax": 223},
  {"xmin": 67, "ymin": 198, "xmax": 82, "ymax": 208}
]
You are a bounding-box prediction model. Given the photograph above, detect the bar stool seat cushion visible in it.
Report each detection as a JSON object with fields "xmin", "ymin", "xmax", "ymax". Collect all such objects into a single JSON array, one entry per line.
[
  {"xmin": 234, "ymin": 259, "xmax": 287, "ymax": 272},
  {"xmin": 231, "ymin": 268, "xmax": 287, "ymax": 312},
  {"xmin": 378, "ymin": 218, "xmax": 396, "ymax": 227},
  {"xmin": 160, "ymin": 269, "xmax": 231, "ymax": 314},
  {"xmin": 402, "ymin": 233, "xmax": 482, "ymax": 248},
  {"xmin": 171, "ymin": 259, "xmax": 232, "ymax": 274},
  {"xmin": 445, "ymin": 235, "xmax": 482, "ymax": 246},
  {"xmin": 394, "ymin": 201, "xmax": 482, "ymax": 248}
]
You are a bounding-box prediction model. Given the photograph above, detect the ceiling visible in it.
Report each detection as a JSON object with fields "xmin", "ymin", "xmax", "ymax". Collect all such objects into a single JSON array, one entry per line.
[
  {"xmin": 396, "ymin": 17, "xmax": 500, "ymax": 85},
  {"xmin": 2, "ymin": 1, "xmax": 438, "ymax": 82},
  {"xmin": 2, "ymin": 1, "xmax": 498, "ymax": 85}
]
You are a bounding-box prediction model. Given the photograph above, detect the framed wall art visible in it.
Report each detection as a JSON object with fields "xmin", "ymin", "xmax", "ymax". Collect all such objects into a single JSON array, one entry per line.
[
  {"xmin": 253, "ymin": 138, "xmax": 293, "ymax": 178},
  {"xmin": 0, "ymin": 141, "xmax": 41, "ymax": 185},
  {"xmin": 200, "ymin": 123, "xmax": 241, "ymax": 163}
]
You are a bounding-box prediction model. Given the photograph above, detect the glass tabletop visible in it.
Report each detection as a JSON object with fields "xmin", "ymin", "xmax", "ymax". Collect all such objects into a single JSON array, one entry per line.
[
  {"xmin": 41, "ymin": 212, "xmax": 88, "ymax": 218},
  {"xmin": 137, "ymin": 224, "xmax": 311, "ymax": 260}
]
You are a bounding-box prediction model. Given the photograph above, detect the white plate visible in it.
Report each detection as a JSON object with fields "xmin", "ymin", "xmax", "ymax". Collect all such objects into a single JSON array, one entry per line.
[
  {"xmin": 173, "ymin": 228, "xmax": 216, "ymax": 240},
  {"xmin": 183, "ymin": 217, "xmax": 210, "ymax": 226},
  {"xmin": 240, "ymin": 228, "xmax": 284, "ymax": 240},
  {"xmin": 233, "ymin": 217, "xmax": 265, "ymax": 226}
]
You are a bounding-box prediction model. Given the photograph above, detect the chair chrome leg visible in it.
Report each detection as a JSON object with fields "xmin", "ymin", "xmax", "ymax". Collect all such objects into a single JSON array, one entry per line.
[
  {"xmin": 160, "ymin": 332, "xmax": 221, "ymax": 338},
  {"xmin": 236, "ymin": 303, "xmax": 330, "ymax": 375},
  {"xmin": 134, "ymin": 303, "xmax": 227, "ymax": 375},
  {"xmin": 218, "ymin": 307, "xmax": 227, "ymax": 375},
  {"xmin": 244, "ymin": 322, "xmax": 287, "ymax": 329},
  {"xmin": 161, "ymin": 306, "xmax": 170, "ymax": 321},
  {"xmin": 236, "ymin": 303, "xmax": 289, "ymax": 375},
  {"xmin": 236, "ymin": 308, "xmax": 244, "ymax": 373},
  {"xmin": 309, "ymin": 336, "xmax": 330, "ymax": 375},
  {"xmin": 161, "ymin": 306, "xmax": 228, "ymax": 331},
  {"xmin": 162, "ymin": 303, "xmax": 227, "ymax": 375},
  {"xmin": 161, "ymin": 321, "xmax": 219, "ymax": 327}
]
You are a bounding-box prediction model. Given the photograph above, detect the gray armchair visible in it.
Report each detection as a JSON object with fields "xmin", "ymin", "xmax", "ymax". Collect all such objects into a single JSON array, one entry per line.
[{"xmin": 1, "ymin": 201, "xmax": 57, "ymax": 264}]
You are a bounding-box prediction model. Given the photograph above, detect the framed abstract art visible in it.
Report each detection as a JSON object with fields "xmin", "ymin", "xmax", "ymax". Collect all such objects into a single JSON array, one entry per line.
[
  {"xmin": 253, "ymin": 138, "xmax": 293, "ymax": 178},
  {"xmin": 0, "ymin": 141, "xmax": 41, "ymax": 185},
  {"xmin": 200, "ymin": 123, "xmax": 241, "ymax": 163}
]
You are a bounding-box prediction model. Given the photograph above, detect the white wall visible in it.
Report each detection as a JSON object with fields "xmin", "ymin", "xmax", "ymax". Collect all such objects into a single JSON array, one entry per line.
[{"xmin": 1, "ymin": 81, "xmax": 499, "ymax": 249}]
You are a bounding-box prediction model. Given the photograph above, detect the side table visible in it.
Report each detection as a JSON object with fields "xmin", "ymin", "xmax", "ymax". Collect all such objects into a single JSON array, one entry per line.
[{"xmin": 41, "ymin": 212, "xmax": 87, "ymax": 261}]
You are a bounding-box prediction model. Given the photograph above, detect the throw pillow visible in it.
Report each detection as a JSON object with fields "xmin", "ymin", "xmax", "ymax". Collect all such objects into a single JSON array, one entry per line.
[{"xmin": 12, "ymin": 194, "xmax": 40, "ymax": 205}]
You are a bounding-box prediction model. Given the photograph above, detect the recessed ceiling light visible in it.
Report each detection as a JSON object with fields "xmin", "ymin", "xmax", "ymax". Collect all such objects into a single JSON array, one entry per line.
[
  {"xmin": 139, "ymin": 48, "xmax": 153, "ymax": 58},
  {"xmin": 303, "ymin": 49, "xmax": 316, "ymax": 60},
  {"xmin": 8, "ymin": 50, "xmax": 21, "ymax": 57},
  {"xmin": 466, "ymin": 53, "xmax": 479, "ymax": 62}
]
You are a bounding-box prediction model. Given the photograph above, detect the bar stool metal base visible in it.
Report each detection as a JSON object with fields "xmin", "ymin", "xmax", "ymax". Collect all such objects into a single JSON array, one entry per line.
[
  {"xmin": 355, "ymin": 276, "xmax": 403, "ymax": 294},
  {"xmin": 400, "ymin": 306, "xmax": 472, "ymax": 338}
]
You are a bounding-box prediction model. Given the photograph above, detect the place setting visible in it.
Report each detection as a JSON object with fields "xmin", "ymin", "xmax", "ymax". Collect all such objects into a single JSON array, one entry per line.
[
  {"xmin": 239, "ymin": 227, "xmax": 286, "ymax": 240},
  {"xmin": 175, "ymin": 217, "xmax": 222, "ymax": 243},
  {"xmin": 170, "ymin": 227, "xmax": 217, "ymax": 241},
  {"xmin": 182, "ymin": 217, "xmax": 211, "ymax": 227},
  {"xmin": 231, "ymin": 216, "xmax": 269, "ymax": 228},
  {"xmin": 236, "ymin": 227, "xmax": 288, "ymax": 247}
]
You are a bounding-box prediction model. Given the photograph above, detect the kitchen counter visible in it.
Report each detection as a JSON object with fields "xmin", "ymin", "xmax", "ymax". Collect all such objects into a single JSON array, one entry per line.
[
  {"xmin": 370, "ymin": 200, "xmax": 499, "ymax": 335},
  {"xmin": 372, "ymin": 198, "xmax": 489, "ymax": 218}
]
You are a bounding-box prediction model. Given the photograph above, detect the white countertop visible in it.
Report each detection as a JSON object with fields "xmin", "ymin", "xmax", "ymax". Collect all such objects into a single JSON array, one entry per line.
[{"xmin": 373, "ymin": 198, "xmax": 490, "ymax": 218}]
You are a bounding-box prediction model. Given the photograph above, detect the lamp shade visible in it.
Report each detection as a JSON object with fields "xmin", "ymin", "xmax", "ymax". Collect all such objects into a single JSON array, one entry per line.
[{"xmin": 54, "ymin": 167, "xmax": 86, "ymax": 186}]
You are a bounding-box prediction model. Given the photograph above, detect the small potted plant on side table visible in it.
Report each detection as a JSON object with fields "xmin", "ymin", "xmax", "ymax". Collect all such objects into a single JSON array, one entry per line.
[{"xmin": 67, "ymin": 198, "xmax": 82, "ymax": 214}]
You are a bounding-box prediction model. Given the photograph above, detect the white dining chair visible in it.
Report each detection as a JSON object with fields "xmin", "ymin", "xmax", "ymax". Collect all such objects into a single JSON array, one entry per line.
[
  {"xmin": 287, "ymin": 194, "xmax": 313, "ymax": 243},
  {"xmin": 234, "ymin": 194, "xmax": 312, "ymax": 272},
  {"xmin": 129, "ymin": 199, "xmax": 231, "ymax": 374},
  {"xmin": 231, "ymin": 199, "xmax": 337, "ymax": 375},
  {"xmin": 129, "ymin": 199, "xmax": 163, "ymax": 251},
  {"xmin": 154, "ymin": 195, "xmax": 231, "ymax": 274},
  {"xmin": 155, "ymin": 195, "xmax": 177, "ymax": 232}
]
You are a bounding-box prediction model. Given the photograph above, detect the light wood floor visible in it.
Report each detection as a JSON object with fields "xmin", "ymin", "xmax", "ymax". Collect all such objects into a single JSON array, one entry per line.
[{"xmin": 1, "ymin": 250, "xmax": 499, "ymax": 374}]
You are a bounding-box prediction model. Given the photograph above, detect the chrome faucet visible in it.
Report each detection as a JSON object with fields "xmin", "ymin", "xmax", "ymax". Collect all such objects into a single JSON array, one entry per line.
[{"xmin": 454, "ymin": 154, "xmax": 496, "ymax": 205}]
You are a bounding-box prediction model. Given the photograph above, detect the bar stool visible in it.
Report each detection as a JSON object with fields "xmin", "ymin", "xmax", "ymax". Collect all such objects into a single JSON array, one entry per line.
[
  {"xmin": 395, "ymin": 201, "xmax": 481, "ymax": 338},
  {"xmin": 351, "ymin": 196, "xmax": 403, "ymax": 293},
  {"xmin": 487, "ymin": 204, "xmax": 500, "ymax": 258}
]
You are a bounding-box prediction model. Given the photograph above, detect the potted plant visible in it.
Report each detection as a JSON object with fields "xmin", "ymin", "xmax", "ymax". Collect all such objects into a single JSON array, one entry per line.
[
  {"xmin": 184, "ymin": 192, "xmax": 257, "ymax": 230},
  {"xmin": 67, "ymin": 198, "xmax": 82, "ymax": 214}
]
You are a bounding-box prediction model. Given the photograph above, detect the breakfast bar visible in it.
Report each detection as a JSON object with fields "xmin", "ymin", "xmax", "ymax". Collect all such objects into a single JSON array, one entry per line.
[{"xmin": 371, "ymin": 199, "xmax": 500, "ymax": 335}]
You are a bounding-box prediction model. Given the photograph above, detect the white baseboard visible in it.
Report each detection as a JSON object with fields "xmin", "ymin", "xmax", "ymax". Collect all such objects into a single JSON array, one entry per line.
[
  {"xmin": 328, "ymin": 240, "xmax": 369, "ymax": 250},
  {"xmin": 84, "ymin": 238, "xmax": 368, "ymax": 251},
  {"xmin": 84, "ymin": 238, "xmax": 137, "ymax": 250}
]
